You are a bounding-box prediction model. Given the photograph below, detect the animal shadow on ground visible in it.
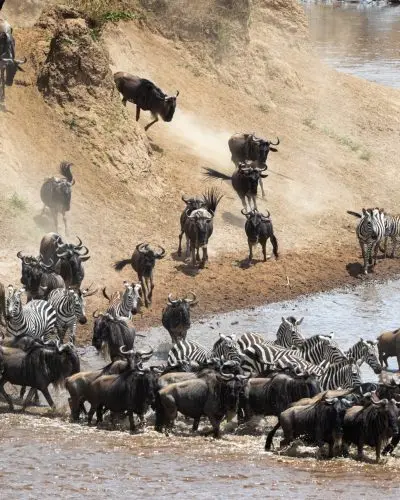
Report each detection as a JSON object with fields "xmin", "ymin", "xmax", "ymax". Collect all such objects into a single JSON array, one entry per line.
[
  {"xmin": 346, "ymin": 262, "xmax": 366, "ymax": 278},
  {"xmin": 0, "ymin": 103, "xmax": 13, "ymax": 114},
  {"xmin": 170, "ymin": 250, "xmax": 183, "ymax": 262},
  {"xmin": 235, "ymin": 257, "xmax": 271, "ymax": 269},
  {"xmin": 33, "ymin": 213, "xmax": 54, "ymax": 233},
  {"xmin": 174, "ymin": 263, "xmax": 201, "ymax": 277},
  {"xmin": 222, "ymin": 211, "xmax": 243, "ymax": 229}
]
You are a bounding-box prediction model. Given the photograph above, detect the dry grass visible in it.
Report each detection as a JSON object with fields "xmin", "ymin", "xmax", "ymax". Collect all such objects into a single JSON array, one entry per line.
[{"xmin": 66, "ymin": 0, "xmax": 141, "ymax": 26}]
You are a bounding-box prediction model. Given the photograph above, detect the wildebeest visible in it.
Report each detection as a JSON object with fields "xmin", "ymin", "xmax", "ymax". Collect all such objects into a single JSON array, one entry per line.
[
  {"xmin": 229, "ymin": 133, "xmax": 279, "ymax": 198},
  {"xmin": 17, "ymin": 251, "xmax": 65, "ymax": 301},
  {"xmin": 0, "ymin": 281, "xmax": 6, "ymax": 326},
  {"xmin": 242, "ymin": 208, "xmax": 278, "ymax": 261},
  {"xmin": 161, "ymin": 292, "xmax": 197, "ymax": 343},
  {"xmin": 114, "ymin": 243, "xmax": 166, "ymax": 308},
  {"xmin": 177, "ymin": 195, "xmax": 206, "ymax": 257},
  {"xmin": 183, "ymin": 188, "xmax": 223, "ymax": 268},
  {"xmin": 0, "ymin": 341, "xmax": 80, "ymax": 410},
  {"xmin": 92, "ymin": 312, "xmax": 138, "ymax": 361},
  {"xmin": 239, "ymin": 370, "xmax": 321, "ymax": 449},
  {"xmin": 85, "ymin": 347, "xmax": 158, "ymax": 431},
  {"xmin": 114, "ymin": 72, "xmax": 179, "ymax": 131},
  {"xmin": 40, "ymin": 161, "xmax": 75, "ymax": 234},
  {"xmin": 377, "ymin": 328, "xmax": 400, "ymax": 370},
  {"xmin": 270, "ymin": 391, "xmax": 352, "ymax": 457},
  {"xmin": 342, "ymin": 395, "xmax": 399, "ymax": 462},
  {"xmin": 203, "ymin": 161, "xmax": 267, "ymax": 211},
  {"xmin": 41, "ymin": 234, "xmax": 90, "ymax": 289},
  {"xmin": 0, "ymin": 18, "xmax": 26, "ymax": 102},
  {"xmin": 155, "ymin": 365, "xmax": 250, "ymax": 437}
]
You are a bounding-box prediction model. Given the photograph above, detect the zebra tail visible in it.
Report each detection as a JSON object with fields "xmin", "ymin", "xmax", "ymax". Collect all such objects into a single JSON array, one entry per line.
[
  {"xmin": 113, "ymin": 258, "xmax": 132, "ymax": 271},
  {"xmin": 346, "ymin": 210, "xmax": 362, "ymax": 218}
]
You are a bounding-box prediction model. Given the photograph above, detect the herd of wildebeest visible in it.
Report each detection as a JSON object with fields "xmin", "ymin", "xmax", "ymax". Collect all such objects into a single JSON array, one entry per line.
[{"xmin": 2, "ymin": 13, "xmax": 400, "ymax": 465}]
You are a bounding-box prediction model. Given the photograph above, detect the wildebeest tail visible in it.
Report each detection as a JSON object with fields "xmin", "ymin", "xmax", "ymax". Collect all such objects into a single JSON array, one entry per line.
[
  {"xmin": 347, "ymin": 210, "xmax": 362, "ymax": 218},
  {"xmin": 270, "ymin": 234, "xmax": 279, "ymax": 259},
  {"xmin": 202, "ymin": 187, "xmax": 223, "ymax": 214},
  {"xmin": 59, "ymin": 161, "xmax": 73, "ymax": 182},
  {"xmin": 203, "ymin": 167, "xmax": 232, "ymax": 182},
  {"xmin": 114, "ymin": 258, "xmax": 132, "ymax": 271}
]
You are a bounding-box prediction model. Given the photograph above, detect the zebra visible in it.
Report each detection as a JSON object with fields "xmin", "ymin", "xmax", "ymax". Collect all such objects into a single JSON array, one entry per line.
[
  {"xmin": 103, "ymin": 281, "xmax": 141, "ymax": 320},
  {"xmin": 6, "ymin": 286, "xmax": 57, "ymax": 341},
  {"xmin": 47, "ymin": 285, "xmax": 96, "ymax": 343},
  {"xmin": 167, "ymin": 339, "xmax": 210, "ymax": 366},
  {"xmin": 319, "ymin": 357, "xmax": 361, "ymax": 390},
  {"xmin": 348, "ymin": 207, "xmax": 386, "ymax": 274},
  {"xmin": 237, "ymin": 332, "xmax": 269, "ymax": 352},
  {"xmin": 288, "ymin": 334, "xmax": 347, "ymax": 367},
  {"xmin": 240, "ymin": 342, "xmax": 324, "ymax": 377},
  {"xmin": 345, "ymin": 338, "xmax": 382, "ymax": 374},
  {"xmin": 275, "ymin": 316, "xmax": 305, "ymax": 348},
  {"xmin": 379, "ymin": 212, "xmax": 400, "ymax": 258},
  {"xmin": 210, "ymin": 333, "xmax": 242, "ymax": 362}
]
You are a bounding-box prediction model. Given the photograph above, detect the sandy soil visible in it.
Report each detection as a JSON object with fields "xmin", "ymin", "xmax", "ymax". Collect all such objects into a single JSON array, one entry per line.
[{"xmin": 1, "ymin": 1, "xmax": 400, "ymax": 345}]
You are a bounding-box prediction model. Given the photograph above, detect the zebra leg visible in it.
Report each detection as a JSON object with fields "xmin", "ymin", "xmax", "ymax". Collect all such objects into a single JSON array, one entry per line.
[
  {"xmin": 361, "ymin": 243, "xmax": 368, "ymax": 274},
  {"xmin": 391, "ymin": 236, "xmax": 397, "ymax": 258},
  {"xmin": 372, "ymin": 242, "xmax": 380, "ymax": 268}
]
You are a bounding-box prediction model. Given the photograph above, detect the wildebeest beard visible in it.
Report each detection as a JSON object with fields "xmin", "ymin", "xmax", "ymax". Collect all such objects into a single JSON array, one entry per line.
[
  {"xmin": 93, "ymin": 315, "xmax": 135, "ymax": 360},
  {"xmin": 54, "ymin": 183, "xmax": 72, "ymax": 211},
  {"xmin": 195, "ymin": 219, "xmax": 210, "ymax": 246},
  {"xmin": 162, "ymin": 98, "xmax": 177, "ymax": 122}
]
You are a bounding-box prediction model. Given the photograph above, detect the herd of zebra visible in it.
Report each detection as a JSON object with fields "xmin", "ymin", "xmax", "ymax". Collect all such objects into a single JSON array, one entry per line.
[{"xmin": 349, "ymin": 207, "xmax": 400, "ymax": 274}]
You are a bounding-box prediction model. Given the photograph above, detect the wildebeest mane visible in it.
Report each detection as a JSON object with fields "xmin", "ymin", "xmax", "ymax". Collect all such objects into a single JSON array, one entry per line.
[
  {"xmin": 202, "ymin": 187, "xmax": 223, "ymax": 214},
  {"xmin": 59, "ymin": 161, "xmax": 73, "ymax": 182},
  {"xmin": 94, "ymin": 315, "xmax": 135, "ymax": 361}
]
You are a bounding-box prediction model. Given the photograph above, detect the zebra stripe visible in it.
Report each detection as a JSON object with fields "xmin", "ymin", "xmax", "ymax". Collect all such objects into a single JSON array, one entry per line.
[
  {"xmin": 319, "ymin": 358, "xmax": 361, "ymax": 390},
  {"xmin": 210, "ymin": 334, "xmax": 241, "ymax": 362},
  {"xmin": 105, "ymin": 282, "xmax": 141, "ymax": 320},
  {"xmin": 237, "ymin": 332, "xmax": 269, "ymax": 352},
  {"xmin": 345, "ymin": 339, "xmax": 382, "ymax": 373},
  {"xmin": 6, "ymin": 287, "xmax": 57, "ymax": 341},
  {"xmin": 275, "ymin": 316, "xmax": 305, "ymax": 348},
  {"xmin": 47, "ymin": 288, "xmax": 85, "ymax": 343},
  {"xmin": 355, "ymin": 208, "xmax": 385, "ymax": 274},
  {"xmin": 167, "ymin": 339, "xmax": 210, "ymax": 366},
  {"xmin": 380, "ymin": 213, "xmax": 400, "ymax": 258}
]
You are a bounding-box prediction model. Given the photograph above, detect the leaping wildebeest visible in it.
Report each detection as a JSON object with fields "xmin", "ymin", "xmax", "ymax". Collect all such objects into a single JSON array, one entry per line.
[
  {"xmin": 0, "ymin": 18, "xmax": 26, "ymax": 102},
  {"xmin": 40, "ymin": 161, "xmax": 75, "ymax": 235},
  {"xmin": 114, "ymin": 72, "xmax": 179, "ymax": 131},
  {"xmin": 203, "ymin": 162, "xmax": 267, "ymax": 211},
  {"xmin": 183, "ymin": 188, "xmax": 223, "ymax": 268},
  {"xmin": 229, "ymin": 133, "xmax": 279, "ymax": 198},
  {"xmin": 114, "ymin": 243, "xmax": 166, "ymax": 308},
  {"xmin": 241, "ymin": 208, "xmax": 278, "ymax": 262}
]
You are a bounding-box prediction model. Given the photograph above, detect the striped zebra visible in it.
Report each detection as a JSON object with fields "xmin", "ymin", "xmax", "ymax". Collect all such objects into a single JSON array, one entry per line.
[
  {"xmin": 379, "ymin": 212, "xmax": 400, "ymax": 258},
  {"xmin": 210, "ymin": 333, "xmax": 241, "ymax": 362},
  {"xmin": 237, "ymin": 332, "xmax": 269, "ymax": 352},
  {"xmin": 47, "ymin": 285, "xmax": 96, "ymax": 343},
  {"xmin": 319, "ymin": 358, "xmax": 361, "ymax": 390},
  {"xmin": 167, "ymin": 339, "xmax": 209, "ymax": 366},
  {"xmin": 348, "ymin": 207, "xmax": 386, "ymax": 274},
  {"xmin": 6, "ymin": 286, "xmax": 57, "ymax": 341},
  {"xmin": 345, "ymin": 338, "xmax": 382, "ymax": 374},
  {"xmin": 275, "ymin": 316, "xmax": 305, "ymax": 348},
  {"xmin": 103, "ymin": 281, "xmax": 141, "ymax": 320},
  {"xmin": 240, "ymin": 342, "xmax": 324, "ymax": 377}
]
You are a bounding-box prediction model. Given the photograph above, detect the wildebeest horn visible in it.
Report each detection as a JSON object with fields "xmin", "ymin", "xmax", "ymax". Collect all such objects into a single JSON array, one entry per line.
[
  {"xmin": 241, "ymin": 208, "xmax": 252, "ymax": 217},
  {"xmin": 261, "ymin": 210, "xmax": 271, "ymax": 219},
  {"xmin": 236, "ymin": 371, "xmax": 252, "ymax": 381},
  {"xmin": 184, "ymin": 291, "xmax": 197, "ymax": 304},
  {"xmin": 136, "ymin": 243, "xmax": 148, "ymax": 253},
  {"xmin": 137, "ymin": 348, "xmax": 154, "ymax": 360},
  {"xmin": 296, "ymin": 317, "xmax": 304, "ymax": 326},
  {"xmin": 176, "ymin": 90, "xmax": 180, "ymax": 97},
  {"xmin": 92, "ymin": 309, "xmax": 102, "ymax": 318},
  {"xmin": 155, "ymin": 246, "xmax": 166, "ymax": 258},
  {"xmin": 75, "ymin": 245, "xmax": 89, "ymax": 256},
  {"xmin": 182, "ymin": 194, "xmax": 190, "ymax": 204},
  {"xmin": 167, "ymin": 293, "xmax": 180, "ymax": 305},
  {"xmin": 257, "ymin": 165, "xmax": 268, "ymax": 172},
  {"xmin": 15, "ymin": 57, "xmax": 27, "ymax": 65},
  {"xmin": 74, "ymin": 236, "xmax": 83, "ymax": 249},
  {"xmin": 270, "ymin": 137, "xmax": 280, "ymax": 146},
  {"xmin": 82, "ymin": 283, "xmax": 98, "ymax": 297},
  {"xmin": 120, "ymin": 345, "xmax": 135, "ymax": 356},
  {"xmin": 16, "ymin": 251, "xmax": 24, "ymax": 261},
  {"xmin": 219, "ymin": 370, "xmax": 235, "ymax": 380}
]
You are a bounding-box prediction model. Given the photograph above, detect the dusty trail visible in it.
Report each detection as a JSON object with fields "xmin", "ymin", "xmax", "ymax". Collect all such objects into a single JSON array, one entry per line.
[{"xmin": 0, "ymin": 1, "xmax": 400, "ymax": 343}]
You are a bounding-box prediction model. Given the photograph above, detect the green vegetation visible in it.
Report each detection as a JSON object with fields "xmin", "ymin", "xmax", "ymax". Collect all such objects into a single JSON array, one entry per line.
[
  {"xmin": 67, "ymin": 0, "xmax": 142, "ymax": 29},
  {"xmin": 8, "ymin": 193, "xmax": 27, "ymax": 212}
]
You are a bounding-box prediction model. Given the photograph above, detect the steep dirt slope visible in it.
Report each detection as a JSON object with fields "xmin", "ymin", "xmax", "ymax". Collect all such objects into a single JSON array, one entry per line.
[{"xmin": 1, "ymin": 0, "xmax": 400, "ymax": 344}]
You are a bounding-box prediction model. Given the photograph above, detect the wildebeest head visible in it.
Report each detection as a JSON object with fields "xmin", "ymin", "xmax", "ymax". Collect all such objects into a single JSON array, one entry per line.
[
  {"xmin": 324, "ymin": 396, "xmax": 353, "ymax": 434},
  {"xmin": 182, "ymin": 195, "xmax": 205, "ymax": 214},
  {"xmin": 54, "ymin": 342, "xmax": 81, "ymax": 384},
  {"xmin": 218, "ymin": 363, "xmax": 251, "ymax": 420},
  {"xmin": 188, "ymin": 208, "xmax": 214, "ymax": 247},
  {"xmin": 17, "ymin": 252, "xmax": 42, "ymax": 291},
  {"xmin": 238, "ymin": 162, "xmax": 268, "ymax": 195},
  {"xmin": 56, "ymin": 236, "xmax": 90, "ymax": 287},
  {"xmin": 242, "ymin": 208, "xmax": 271, "ymax": 232},
  {"xmin": 159, "ymin": 90, "xmax": 179, "ymax": 122},
  {"xmin": 92, "ymin": 313, "xmax": 136, "ymax": 359},
  {"xmin": 136, "ymin": 243, "xmax": 166, "ymax": 277}
]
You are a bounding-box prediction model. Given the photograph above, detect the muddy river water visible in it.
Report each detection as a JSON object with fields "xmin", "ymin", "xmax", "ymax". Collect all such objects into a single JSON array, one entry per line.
[
  {"xmin": 2, "ymin": 2, "xmax": 400, "ymax": 498},
  {"xmin": 2, "ymin": 278, "xmax": 400, "ymax": 499}
]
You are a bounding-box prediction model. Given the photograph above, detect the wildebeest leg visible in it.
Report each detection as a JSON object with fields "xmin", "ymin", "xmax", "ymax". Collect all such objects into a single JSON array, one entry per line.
[
  {"xmin": 270, "ymin": 234, "xmax": 279, "ymax": 259},
  {"xmin": 20, "ymin": 386, "xmax": 27, "ymax": 400},
  {"xmin": 88, "ymin": 406, "xmax": 95, "ymax": 425},
  {"xmin": 178, "ymin": 231, "xmax": 184, "ymax": 256},
  {"xmin": 375, "ymin": 440, "xmax": 382, "ymax": 463},
  {"xmin": 259, "ymin": 178, "xmax": 266, "ymax": 198},
  {"xmin": 196, "ymin": 248, "xmax": 200, "ymax": 262},
  {"xmin": 208, "ymin": 415, "xmax": 222, "ymax": 439},
  {"xmin": 252, "ymin": 195, "xmax": 258, "ymax": 211},
  {"xmin": 185, "ymin": 236, "xmax": 190, "ymax": 260},
  {"xmin": 356, "ymin": 440, "xmax": 364, "ymax": 460},
  {"xmin": 192, "ymin": 417, "xmax": 200, "ymax": 432},
  {"xmin": 327, "ymin": 440, "xmax": 335, "ymax": 459},
  {"xmin": 0, "ymin": 68, "xmax": 4, "ymax": 101},
  {"xmin": 261, "ymin": 240, "xmax": 267, "ymax": 262},
  {"xmin": 140, "ymin": 276, "xmax": 149, "ymax": 308},
  {"xmin": 265, "ymin": 420, "xmax": 281, "ymax": 450},
  {"xmin": 0, "ymin": 380, "xmax": 14, "ymax": 410},
  {"xmin": 148, "ymin": 275, "xmax": 154, "ymax": 304},
  {"xmin": 248, "ymin": 241, "xmax": 253, "ymax": 261},
  {"xmin": 191, "ymin": 244, "xmax": 196, "ymax": 267},
  {"xmin": 199, "ymin": 247, "xmax": 207, "ymax": 269},
  {"xmin": 144, "ymin": 113, "xmax": 159, "ymax": 131},
  {"xmin": 62, "ymin": 210, "xmax": 68, "ymax": 237},
  {"xmin": 128, "ymin": 412, "xmax": 136, "ymax": 433},
  {"xmin": 397, "ymin": 352, "xmax": 400, "ymax": 371},
  {"xmin": 383, "ymin": 434, "xmax": 400, "ymax": 456},
  {"xmin": 51, "ymin": 209, "xmax": 58, "ymax": 233},
  {"xmin": 23, "ymin": 387, "xmax": 36, "ymax": 410},
  {"xmin": 240, "ymin": 196, "xmax": 247, "ymax": 212},
  {"xmin": 40, "ymin": 387, "xmax": 56, "ymax": 410},
  {"xmin": 135, "ymin": 104, "xmax": 140, "ymax": 119}
]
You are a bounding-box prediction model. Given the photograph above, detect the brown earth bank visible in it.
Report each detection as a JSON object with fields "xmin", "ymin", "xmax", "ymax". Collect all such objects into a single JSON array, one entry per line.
[{"xmin": 1, "ymin": 1, "xmax": 400, "ymax": 346}]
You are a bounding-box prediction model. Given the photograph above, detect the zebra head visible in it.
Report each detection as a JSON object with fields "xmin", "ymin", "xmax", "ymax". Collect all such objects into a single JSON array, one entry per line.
[
  {"xmin": 276, "ymin": 316, "xmax": 305, "ymax": 348},
  {"xmin": 122, "ymin": 281, "xmax": 142, "ymax": 315},
  {"xmin": 6, "ymin": 285, "xmax": 23, "ymax": 321},
  {"xmin": 212, "ymin": 333, "xmax": 242, "ymax": 362},
  {"xmin": 359, "ymin": 208, "xmax": 385, "ymax": 240},
  {"xmin": 359, "ymin": 338, "xmax": 382, "ymax": 374}
]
